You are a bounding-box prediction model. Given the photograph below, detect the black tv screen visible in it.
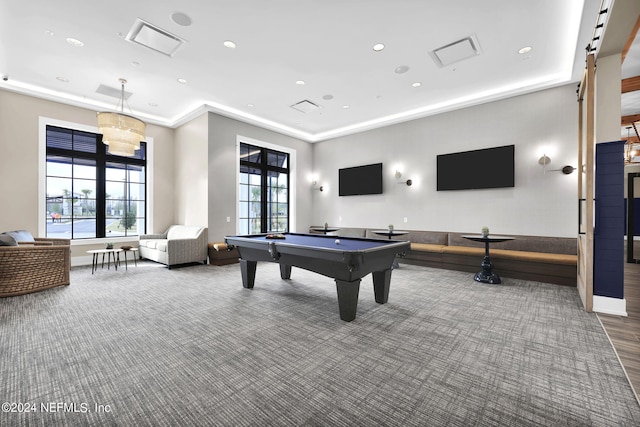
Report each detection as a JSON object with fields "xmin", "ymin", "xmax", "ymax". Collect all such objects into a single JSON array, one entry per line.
[
  {"xmin": 437, "ymin": 145, "xmax": 514, "ymax": 191},
  {"xmin": 339, "ymin": 163, "xmax": 383, "ymax": 196}
]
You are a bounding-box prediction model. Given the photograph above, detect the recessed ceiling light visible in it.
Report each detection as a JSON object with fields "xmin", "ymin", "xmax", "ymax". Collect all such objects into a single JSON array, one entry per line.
[
  {"xmin": 247, "ymin": 103, "xmax": 255, "ymax": 108},
  {"xmin": 296, "ymin": 80, "xmax": 305, "ymax": 85},
  {"xmin": 518, "ymin": 46, "xmax": 532, "ymax": 54},
  {"xmin": 322, "ymin": 94, "xmax": 334, "ymax": 100},
  {"xmin": 56, "ymin": 76, "xmax": 69, "ymax": 83},
  {"xmin": 394, "ymin": 65, "xmax": 410, "ymax": 74},
  {"xmin": 66, "ymin": 37, "xmax": 84, "ymax": 47},
  {"xmin": 342, "ymin": 105, "xmax": 350, "ymax": 109},
  {"xmin": 373, "ymin": 43, "xmax": 385, "ymax": 51},
  {"xmin": 171, "ymin": 11, "xmax": 192, "ymax": 27},
  {"xmin": 45, "ymin": 30, "xmax": 54, "ymax": 36},
  {"xmin": 224, "ymin": 40, "xmax": 236, "ymax": 49},
  {"xmin": 177, "ymin": 78, "xmax": 187, "ymax": 84},
  {"xmin": 412, "ymin": 82, "xmax": 422, "ymax": 87}
]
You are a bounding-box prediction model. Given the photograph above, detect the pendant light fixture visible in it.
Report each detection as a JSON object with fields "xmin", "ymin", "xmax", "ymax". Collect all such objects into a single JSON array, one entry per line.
[
  {"xmin": 97, "ymin": 78, "xmax": 146, "ymax": 157},
  {"xmin": 624, "ymin": 126, "xmax": 639, "ymax": 165}
]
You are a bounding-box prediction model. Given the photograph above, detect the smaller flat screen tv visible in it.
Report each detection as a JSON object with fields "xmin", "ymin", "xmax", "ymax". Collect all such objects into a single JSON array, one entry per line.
[
  {"xmin": 339, "ymin": 163, "xmax": 383, "ymax": 196},
  {"xmin": 437, "ymin": 145, "xmax": 515, "ymax": 191}
]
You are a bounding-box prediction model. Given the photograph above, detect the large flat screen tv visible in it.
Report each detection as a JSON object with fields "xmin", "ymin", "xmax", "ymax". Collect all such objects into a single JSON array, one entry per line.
[
  {"xmin": 339, "ymin": 163, "xmax": 383, "ymax": 196},
  {"xmin": 437, "ymin": 145, "xmax": 514, "ymax": 191}
]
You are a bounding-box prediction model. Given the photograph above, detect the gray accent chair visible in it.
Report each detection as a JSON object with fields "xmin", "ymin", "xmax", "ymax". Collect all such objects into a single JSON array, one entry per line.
[{"xmin": 139, "ymin": 225, "xmax": 208, "ymax": 268}]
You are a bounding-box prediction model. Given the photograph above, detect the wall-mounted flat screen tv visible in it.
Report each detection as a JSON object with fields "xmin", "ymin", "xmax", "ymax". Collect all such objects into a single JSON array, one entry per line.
[
  {"xmin": 339, "ymin": 163, "xmax": 383, "ymax": 196},
  {"xmin": 437, "ymin": 145, "xmax": 514, "ymax": 191}
]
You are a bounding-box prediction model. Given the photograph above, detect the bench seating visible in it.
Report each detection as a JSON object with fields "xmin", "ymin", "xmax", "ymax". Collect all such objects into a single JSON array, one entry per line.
[{"xmin": 309, "ymin": 227, "xmax": 577, "ymax": 286}]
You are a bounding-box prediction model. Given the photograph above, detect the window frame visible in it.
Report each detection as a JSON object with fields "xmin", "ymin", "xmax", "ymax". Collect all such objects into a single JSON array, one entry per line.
[
  {"xmin": 236, "ymin": 135, "xmax": 296, "ymax": 235},
  {"xmin": 39, "ymin": 117, "xmax": 154, "ymax": 244}
]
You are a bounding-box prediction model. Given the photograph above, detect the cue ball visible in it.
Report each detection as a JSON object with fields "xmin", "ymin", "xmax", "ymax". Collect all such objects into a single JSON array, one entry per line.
[{"xmin": 335, "ymin": 239, "xmax": 340, "ymax": 244}]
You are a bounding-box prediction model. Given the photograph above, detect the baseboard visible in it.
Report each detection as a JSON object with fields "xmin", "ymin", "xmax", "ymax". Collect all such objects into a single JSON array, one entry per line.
[
  {"xmin": 593, "ymin": 295, "xmax": 628, "ymax": 317},
  {"xmin": 71, "ymin": 255, "xmax": 94, "ymax": 267}
]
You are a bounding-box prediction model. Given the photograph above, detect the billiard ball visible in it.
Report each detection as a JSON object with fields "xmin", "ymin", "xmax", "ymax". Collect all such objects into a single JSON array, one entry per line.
[{"xmin": 335, "ymin": 239, "xmax": 340, "ymax": 245}]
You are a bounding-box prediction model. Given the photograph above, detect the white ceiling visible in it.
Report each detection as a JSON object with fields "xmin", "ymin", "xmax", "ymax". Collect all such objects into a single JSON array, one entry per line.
[{"xmin": 0, "ymin": 0, "xmax": 619, "ymax": 142}]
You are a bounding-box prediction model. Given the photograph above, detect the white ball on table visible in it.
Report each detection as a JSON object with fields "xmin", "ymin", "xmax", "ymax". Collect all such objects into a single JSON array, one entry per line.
[{"xmin": 335, "ymin": 239, "xmax": 340, "ymax": 245}]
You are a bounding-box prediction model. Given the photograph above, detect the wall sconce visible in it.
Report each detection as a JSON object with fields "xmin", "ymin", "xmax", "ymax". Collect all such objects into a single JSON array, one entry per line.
[
  {"xmin": 312, "ymin": 181, "xmax": 324, "ymax": 191},
  {"xmin": 395, "ymin": 170, "xmax": 413, "ymax": 186},
  {"xmin": 539, "ymin": 155, "xmax": 575, "ymax": 175},
  {"xmin": 538, "ymin": 154, "xmax": 551, "ymax": 173}
]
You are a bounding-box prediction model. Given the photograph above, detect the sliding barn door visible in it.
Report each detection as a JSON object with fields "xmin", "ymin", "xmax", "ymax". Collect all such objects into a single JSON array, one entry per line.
[{"xmin": 577, "ymin": 54, "xmax": 595, "ymax": 311}]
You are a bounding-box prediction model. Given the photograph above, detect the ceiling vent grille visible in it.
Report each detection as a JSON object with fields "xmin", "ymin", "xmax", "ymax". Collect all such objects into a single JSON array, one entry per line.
[
  {"xmin": 290, "ymin": 100, "xmax": 320, "ymax": 113},
  {"xmin": 430, "ymin": 35, "xmax": 481, "ymax": 68},
  {"xmin": 125, "ymin": 18, "xmax": 185, "ymax": 57},
  {"xmin": 96, "ymin": 84, "xmax": 132, "ymax": 100}
]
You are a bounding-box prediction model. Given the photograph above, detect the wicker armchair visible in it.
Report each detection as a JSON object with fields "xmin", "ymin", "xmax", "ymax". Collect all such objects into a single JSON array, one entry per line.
[{"xmin": 0, "ymin": 237, "xmax": 71, "ymax": 297}]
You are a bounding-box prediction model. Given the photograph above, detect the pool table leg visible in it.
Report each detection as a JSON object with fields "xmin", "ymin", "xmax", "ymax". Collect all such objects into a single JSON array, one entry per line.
[
  {"xmin": 279, "ymin": 263, "xmax": 292, "ymax": 279},
  {"xmin": 240, "ymin": 259, "xmax": 257, "ymax": 289},
  {"xmin": 335, "ymin": 279, "xmax": 361, "ymax": 322},
  {"xmin": 372, "ymin": 269, "xmax": 392, "ymax": 304}
]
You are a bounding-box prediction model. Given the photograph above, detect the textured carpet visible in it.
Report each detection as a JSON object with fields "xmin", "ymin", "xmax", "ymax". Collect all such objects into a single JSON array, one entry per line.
[{"xmin": 1, "ymin": 261, "xmax": 639, "ymax": 426}]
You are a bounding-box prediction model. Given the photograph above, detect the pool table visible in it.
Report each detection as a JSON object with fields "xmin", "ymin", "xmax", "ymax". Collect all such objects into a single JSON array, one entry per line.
[{"xmin": 224, "ymin": 233, "xmax": 410, "ymax": 321}]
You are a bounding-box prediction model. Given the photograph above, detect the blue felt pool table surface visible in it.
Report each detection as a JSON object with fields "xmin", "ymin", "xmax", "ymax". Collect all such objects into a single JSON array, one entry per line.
[{"xmin": 248, "ymin": 233, "xmax": 398, "ymax": 251}]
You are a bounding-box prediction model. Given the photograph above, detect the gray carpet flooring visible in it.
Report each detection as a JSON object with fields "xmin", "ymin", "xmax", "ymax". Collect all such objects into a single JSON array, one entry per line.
[{"xmin": 1, "ymin": 261, "xmax": 639, "ymax": 426}]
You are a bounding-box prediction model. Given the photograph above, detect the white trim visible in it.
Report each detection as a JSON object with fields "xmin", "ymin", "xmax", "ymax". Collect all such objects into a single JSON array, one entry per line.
[
  {"xmin": 235, "ymin": 135, "xmax": 296, "ymax": 233},
  {"xmin": 592, "ymin": 295, "xmax": 627, "ymax": 317},
  {"xmin": 38, "ymin": 117, "xmax": 154, "ymax": 240},
  {"xmin": 71, "ymin": 254, "xmax": 94, "ymax": 267}
]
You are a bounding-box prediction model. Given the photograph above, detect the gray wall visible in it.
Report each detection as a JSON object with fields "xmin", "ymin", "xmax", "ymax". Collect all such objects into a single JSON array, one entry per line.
[
  {"xmin": 206, "ymin": 113, "xmax": 313, "ymax": 241},
  {"xmin": 311, "ymin": 84, "xmax": 578, "ymax": 237}
]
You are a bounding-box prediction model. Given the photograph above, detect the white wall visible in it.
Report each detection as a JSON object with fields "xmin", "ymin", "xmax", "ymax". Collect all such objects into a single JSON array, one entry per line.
[
  {"xmin": 312, "ymin": 84, "xmax": 578, "ymax": 237},
  {"xmin": 596, "ymin": 54, "xmax": 622, "ymax": 144},
  {"xmin": 174, "ymin": 113, "xmax": 208, "ymax": 226}
]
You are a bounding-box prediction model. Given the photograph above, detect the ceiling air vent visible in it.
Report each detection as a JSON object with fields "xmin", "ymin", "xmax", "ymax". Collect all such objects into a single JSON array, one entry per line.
[
  {"xmin": 429, "ymin": 35, "xmax": 481, "ymax": 68},
  {"xmin": 291, "ymin": 100, "xmax": 320, "ymax": 113},
  {"xmin": 96, "ymin": 84, "xmax": 132, "ymax": 100},
  {"xmin": 125, "ymin": 18, "xmax": 185, "ymax": 57}
]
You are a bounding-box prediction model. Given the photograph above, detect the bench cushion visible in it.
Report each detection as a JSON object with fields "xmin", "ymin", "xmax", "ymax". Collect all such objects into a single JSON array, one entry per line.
[
  {"xmin": 410, "ymin": 243, "xmax": 446, "ymax": 253},
  {"xmin": 490, "ymin": 249, "xmax": 577, "ymax": 265}
]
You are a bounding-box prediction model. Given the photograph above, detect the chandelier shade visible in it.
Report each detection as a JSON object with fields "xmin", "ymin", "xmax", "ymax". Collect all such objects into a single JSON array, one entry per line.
[{"xmin": 97, "ymin": 79, "xmax": 146, "ymax": 156}]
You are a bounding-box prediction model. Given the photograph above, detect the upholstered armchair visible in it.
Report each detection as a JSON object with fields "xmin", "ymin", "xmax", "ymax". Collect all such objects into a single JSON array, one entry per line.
[
  {"xmin": 139, "ymin": 225, "xmax": 208, "ymax": 268},
  {"xmin": 0, "ymin": 231, "xmax": 71, "ymax": 297}
]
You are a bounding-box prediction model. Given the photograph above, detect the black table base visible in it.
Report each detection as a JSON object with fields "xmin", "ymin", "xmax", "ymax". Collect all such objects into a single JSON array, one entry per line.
[
  {"xmin": 462, "ymin": 235, "xmax": 515, "ymax": 285},
  {"xmin": 474, "ymin": 255, "xmax": 502, "ymax": 284},
  {"xmin": 238, "ymin": 258, "xmax": 393, "ymax": 322}
]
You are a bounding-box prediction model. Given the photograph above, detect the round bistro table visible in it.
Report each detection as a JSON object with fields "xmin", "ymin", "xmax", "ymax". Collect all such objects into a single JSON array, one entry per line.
[{"xmin": 461, "ymin": 235, "xmax": 515, "ymax": 284}]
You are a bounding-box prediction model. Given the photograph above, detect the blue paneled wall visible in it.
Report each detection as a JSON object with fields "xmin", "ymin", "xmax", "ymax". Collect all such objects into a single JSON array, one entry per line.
[{"xmin": 594, "ymin": 141, "xmax": 624, "ymax": 299}]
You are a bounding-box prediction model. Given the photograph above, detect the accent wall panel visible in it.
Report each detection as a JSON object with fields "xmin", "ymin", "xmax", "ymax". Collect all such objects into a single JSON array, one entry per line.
[{"xmin": 593, "ymin": 141, "xmax": 624, "ymax": 299}]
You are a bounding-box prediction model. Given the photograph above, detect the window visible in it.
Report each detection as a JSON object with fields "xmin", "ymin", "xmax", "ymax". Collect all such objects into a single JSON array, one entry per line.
[
  {"xmin": 45, "ymin": 125, "xmax": 146, "ymax": 239},
  {"xmin": 239, "ymin": 143, "xmax": 289, "ymax": 234}
]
